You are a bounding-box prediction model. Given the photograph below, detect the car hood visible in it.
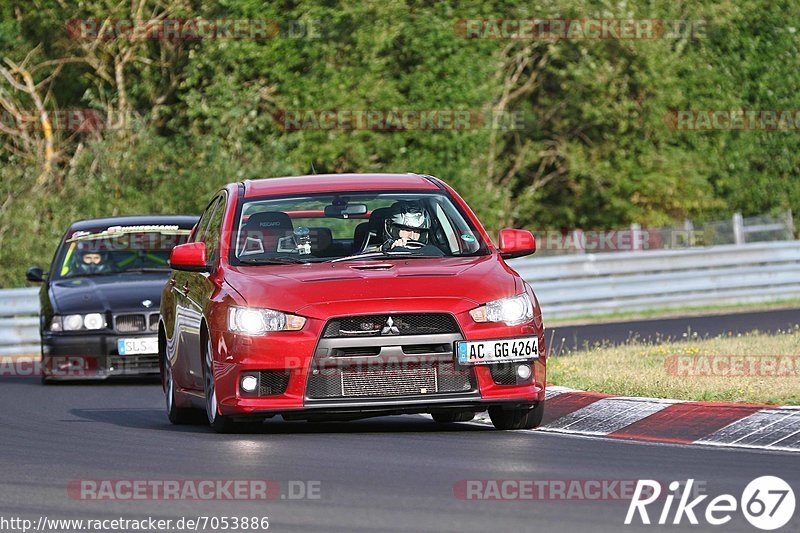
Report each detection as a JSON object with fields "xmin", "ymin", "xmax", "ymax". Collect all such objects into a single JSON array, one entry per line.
[
  {"xmin": 224, "ymin": 255, "xmax": 521, "ymax": 319},
  {"xmin": 49, "ymin": 274, "xmax": 168, "ymax": 314}
]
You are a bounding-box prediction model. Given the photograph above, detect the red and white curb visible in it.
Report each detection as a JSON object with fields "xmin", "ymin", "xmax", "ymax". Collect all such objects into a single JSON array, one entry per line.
[{"xmin": 469, "ymin": 386, "xmax": 800, "ymax": 452}]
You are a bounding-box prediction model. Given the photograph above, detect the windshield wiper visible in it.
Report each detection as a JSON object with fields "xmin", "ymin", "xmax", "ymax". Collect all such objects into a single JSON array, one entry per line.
[
  {"xmin": 328, "ymin": 251, "xmax": 414, "ymax": 263},
  {"xmin": 239, "ymin": 257, "xmax": 313, "ymax": 265},
  {"xmin": 121, "ymin": 267, "xmax": 171, "ymax": 273}
]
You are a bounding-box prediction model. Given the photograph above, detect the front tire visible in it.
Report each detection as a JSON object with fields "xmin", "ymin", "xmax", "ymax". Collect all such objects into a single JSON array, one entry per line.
[
  {"xmin": 164, "ymin": 353, "xmax": 200, "ymax": 425},
  {"xmin": 203, "ymin": 334, "xmax": 236, "ymax": 433},
  {"xmin": 489, "ymin": 402, "xmax": 544, "ymax": 430}
]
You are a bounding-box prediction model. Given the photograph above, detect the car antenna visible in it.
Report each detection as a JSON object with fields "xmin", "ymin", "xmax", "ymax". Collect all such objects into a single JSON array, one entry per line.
[{"xmin": 309, "ymin": 162, "xmax": 317, "ymax": 175}]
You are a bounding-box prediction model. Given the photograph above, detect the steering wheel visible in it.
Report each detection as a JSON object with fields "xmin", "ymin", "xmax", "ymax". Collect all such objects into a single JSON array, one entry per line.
[{"xmin": 403, "ymin": 240, "xmax": 425, "ymax": 250}]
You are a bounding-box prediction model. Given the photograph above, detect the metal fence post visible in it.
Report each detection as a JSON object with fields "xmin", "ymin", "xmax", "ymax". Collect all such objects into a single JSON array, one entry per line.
[{"xmin": 733, "ymin": 213, "xmax": 745, "ymax": 245}]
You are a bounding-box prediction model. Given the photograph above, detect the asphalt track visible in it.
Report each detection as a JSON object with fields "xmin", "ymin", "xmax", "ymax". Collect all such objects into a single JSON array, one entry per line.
[
  {"xmin": 1, "ymin": 376, "xmax": 798, "ymax": 533},
  {"xmin": 1, "ymin": 310, "xmax": 799, "ymax": 532},
  {"xmin": 547, "ymin": 307, "xmax": 800, "ymax": 354}
]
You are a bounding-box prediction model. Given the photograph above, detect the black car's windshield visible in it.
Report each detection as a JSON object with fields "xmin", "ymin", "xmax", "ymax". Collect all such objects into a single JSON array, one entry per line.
[
  {"xmin": 230, "ymin": 191, "xmax": 489, "ymax": 264},
  {"xmin": 54, "ymin": 226, "xmax": 192, "ymax": 279}
]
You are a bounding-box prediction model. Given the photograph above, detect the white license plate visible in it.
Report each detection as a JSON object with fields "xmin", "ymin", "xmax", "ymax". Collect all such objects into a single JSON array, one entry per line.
[
  {"xmin": 456, "ymin": 337, "xmax": 539, "ymax": 365},
  {"xmin": 117, "ymin": 337, "xmax": 158, "ymax": 356}
]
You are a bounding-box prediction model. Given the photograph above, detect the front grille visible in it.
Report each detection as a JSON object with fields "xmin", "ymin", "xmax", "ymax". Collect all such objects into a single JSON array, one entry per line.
[
  {"xmin": 107, "ymin": 354, "xmax": 159, "ymax": 374},
  {"xmin": 331, "ymin": 346, "xmax": 382, "ymax": 357},
  {"xmin": 114, "ymin": 314, "xmax": 146, "ymax": 333},
  {"xmin": 322, "ymin": 313, "xmax": 459, "ymax": 338},
  {"xmin": 342, "ymin": 365, "xmax": 436, "ymax": 397},
  {"xmin": 306, "ymin": 361, "xmax": 474, "ymax": 399},
  {"xmin": 259, "ymin": 370, "xmax": 290, "ymax": 396},
  {"xmin": 489, "ymin": 363, "xmax": 518, "ymax": 385},
  {"xmin": 114, "ymin": 312, "xmax": 159, "ymax": 333}
]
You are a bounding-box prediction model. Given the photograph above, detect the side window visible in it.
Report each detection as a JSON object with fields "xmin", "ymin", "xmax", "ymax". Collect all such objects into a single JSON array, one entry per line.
[
  {"xmin": 192, "ymin": 197, "xmax": 220, "ymax": 244},
  {"xmin": 202, "ymin": 195, "xmax": 226, "ymax": 265}
]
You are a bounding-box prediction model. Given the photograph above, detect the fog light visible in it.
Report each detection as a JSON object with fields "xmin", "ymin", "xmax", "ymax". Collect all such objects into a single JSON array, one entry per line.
[
  {"xmin": 516, "ymin": 364, "xmax": 532, "ymax": 380},
  {"xmin": 241, "ymin": 375, "xmax": 258, "ymax": 393}
]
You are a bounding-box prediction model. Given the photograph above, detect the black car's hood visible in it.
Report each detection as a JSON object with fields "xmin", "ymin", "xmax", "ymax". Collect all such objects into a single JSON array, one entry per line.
[{"xmin": 49, "ymin": 273, "xmax": 168, "ymax": 314}]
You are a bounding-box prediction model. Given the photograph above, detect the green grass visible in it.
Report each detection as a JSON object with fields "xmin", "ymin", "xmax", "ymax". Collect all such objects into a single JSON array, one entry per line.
[{"xmin": 548, "ymin": 330, "xmax": 800, "ymax": 405}]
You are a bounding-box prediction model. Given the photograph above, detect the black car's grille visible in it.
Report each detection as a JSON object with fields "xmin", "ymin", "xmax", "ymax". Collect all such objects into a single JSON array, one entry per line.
[
  {"xmin": 259, "ymin": 370, "xmax": 291, "ymax": 396},
  {"xmin": 489, "ymin": 363, "xmax": 519, "ymax": 385},
  {"xmin": 114, "ymin": 313, "xmax": 159, "ymax": 333},
  {"xmin": 114, "ymin": 314, "xmax": 146, "ymax": 333},
  {"xmin": 322, "ymin": 313, "xmax": 459, "ymax": 338},
  {"xmin": 306, "ymin": 361, "xmax": 474, "ymax": 399}
]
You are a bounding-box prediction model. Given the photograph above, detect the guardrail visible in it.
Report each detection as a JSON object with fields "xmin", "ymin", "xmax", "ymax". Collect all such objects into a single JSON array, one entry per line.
[
  {"xmin": 510, "ymin": 240, "xmax": 800, "ymax": 318},
  {"xmin": 0, "ymin": 287, "xmax": 40, "ymax": 357},
  {"xmin": 2, "ymin": 240, "xmax": 799, "ymax": 357}
]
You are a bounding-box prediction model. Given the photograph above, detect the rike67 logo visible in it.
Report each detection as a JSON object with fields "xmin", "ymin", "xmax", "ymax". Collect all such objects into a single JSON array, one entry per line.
[{"xmin": 626, "ymin": 477, "xmax": 795, "ymax": 530}]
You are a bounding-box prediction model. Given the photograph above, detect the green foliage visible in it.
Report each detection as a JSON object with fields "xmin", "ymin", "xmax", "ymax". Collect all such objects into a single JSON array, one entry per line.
[{"xmin": 0, "ymin": 0, "xmax": 798, "ymax": 286}]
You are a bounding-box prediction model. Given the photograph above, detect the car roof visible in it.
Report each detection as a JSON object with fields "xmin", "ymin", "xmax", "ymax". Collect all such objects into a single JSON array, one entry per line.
[
  {"xmin": 242, "ymin": 173, "xmax": 442, "ymax": 198},
  {"xmin": 68, "ymin": 215, "xmax": 199, "ymax": 233}
]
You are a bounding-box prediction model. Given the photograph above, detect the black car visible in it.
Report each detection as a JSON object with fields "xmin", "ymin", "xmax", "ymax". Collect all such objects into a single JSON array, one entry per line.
[{"xmin": 27, "ymin": 215, "xmax": 198, "ymax": 382}]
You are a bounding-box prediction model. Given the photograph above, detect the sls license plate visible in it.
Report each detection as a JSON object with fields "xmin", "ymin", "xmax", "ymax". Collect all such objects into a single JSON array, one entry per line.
[{"xmin": 117, "ymin": 337, "xmax": 158, "ymax": 356}]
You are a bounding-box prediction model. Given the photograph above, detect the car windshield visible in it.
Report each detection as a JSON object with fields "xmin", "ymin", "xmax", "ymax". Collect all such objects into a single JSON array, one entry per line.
[
  {"xmin": 231, "ymin": 191, "xmax": 489, "ymax": 264},
  {"xmin": 54, "ymin": 226, "xmax": 192, "ymax": 279}
]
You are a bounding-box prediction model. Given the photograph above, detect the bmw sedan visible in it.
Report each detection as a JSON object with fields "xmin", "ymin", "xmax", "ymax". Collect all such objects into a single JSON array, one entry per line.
[{"xmin": 28, "ymin": 215, "xmax": 198, "ymax": 382}]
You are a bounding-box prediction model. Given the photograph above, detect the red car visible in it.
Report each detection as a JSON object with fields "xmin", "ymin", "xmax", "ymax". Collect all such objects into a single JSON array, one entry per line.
[{"xmin": 160, "ymin": 173, "xmax": 545, "ymax": 432}]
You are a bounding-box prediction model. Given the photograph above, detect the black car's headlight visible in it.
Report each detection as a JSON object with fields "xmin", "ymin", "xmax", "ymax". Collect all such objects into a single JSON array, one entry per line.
[
  {"xmin": 50, "ymin": 313, "xmax": 106, "ymax": 332},
  {"xmin": 469, "ymin": 294, "xmax": 534, "ymax": 326}
]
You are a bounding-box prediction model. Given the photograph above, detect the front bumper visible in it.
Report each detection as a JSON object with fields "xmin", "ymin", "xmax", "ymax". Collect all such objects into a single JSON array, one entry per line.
[
  {"xmin": 210, "ymin": 308, "xmax": 546, "ymax": 418},
  {"xmin": 42, "ymin": 332, "xmax": 159, "ymax": 380}
]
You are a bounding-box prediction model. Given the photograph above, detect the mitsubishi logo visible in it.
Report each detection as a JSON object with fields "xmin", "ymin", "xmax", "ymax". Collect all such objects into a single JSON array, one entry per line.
[{"xmin": 381, "ymin": 316, "xmax": 400, "ymax": 336}]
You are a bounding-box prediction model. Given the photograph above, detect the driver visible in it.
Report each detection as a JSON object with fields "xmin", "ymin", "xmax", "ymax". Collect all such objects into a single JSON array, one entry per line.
[
  {"xmin": 73, "ymin": 243, "xmax": 113, "ymax": 275},
  {"xmin": 380, "ymin": 201, "xmax": 443, "ymax": 256}
]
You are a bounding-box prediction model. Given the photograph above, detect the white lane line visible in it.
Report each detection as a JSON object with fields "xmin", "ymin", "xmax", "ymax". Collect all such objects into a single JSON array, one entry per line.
[
  {"xmin": 696, "ymin": 409, "xmax": 799, "ymax": 446},
  {"xmin": 543, "ymin": 398, "xmax": 671, "ymax": 435}
]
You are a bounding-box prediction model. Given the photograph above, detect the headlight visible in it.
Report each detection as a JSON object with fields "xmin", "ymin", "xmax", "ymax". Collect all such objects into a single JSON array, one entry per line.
[
  {"xmin": 469, "ymin": 293, "xmax": 533, "ymax": 326},
  {"xmin": 83, "ymin": 313, "xmax": 105, "ymax": 330},
  {"xmin": 228, "ymin": 306, "xmax": 306, "ymax": 335},
  {"xmin": 51, "ymin": 313, "xmax": 107, "ymax": 332},
  {"xmin": 63, "ymin": 314, "xmax": 85, "ymax": 331}
]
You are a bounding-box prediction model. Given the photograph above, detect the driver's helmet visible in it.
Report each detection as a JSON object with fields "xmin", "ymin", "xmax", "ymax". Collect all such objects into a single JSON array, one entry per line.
[
  {"xmin": 384, "ymin": 201, "xmax": 431, "ymax": 245},
  {"xmin": 74, "ymin": 241, "xmax": 111, "ymax": 275}
]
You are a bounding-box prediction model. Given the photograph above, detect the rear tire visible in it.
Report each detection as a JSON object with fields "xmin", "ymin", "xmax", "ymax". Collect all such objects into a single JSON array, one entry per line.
[
  {"xmin": 203, "ymin": 334, "xmax": 237, "ymax": 433},
  {"xmin": 489, "ymin": 402, "xmax": 544, "ymax": 430},
  {"xmin": 432, "ymin": 411, "xmax": 475, "ymax": 423}
]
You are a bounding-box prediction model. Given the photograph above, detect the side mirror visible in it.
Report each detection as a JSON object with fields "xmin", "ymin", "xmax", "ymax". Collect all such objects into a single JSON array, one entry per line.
[
  {"xmin": 169, "ymin": 242, "xmax": 210, "ymax": 272},
  {"xmin": 26, "ymin": 266, "xmax": 45, "ymax": 283},
  {"xmin": 498, "ymin": 229, "xmax": 536, "ymax": 259}
]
